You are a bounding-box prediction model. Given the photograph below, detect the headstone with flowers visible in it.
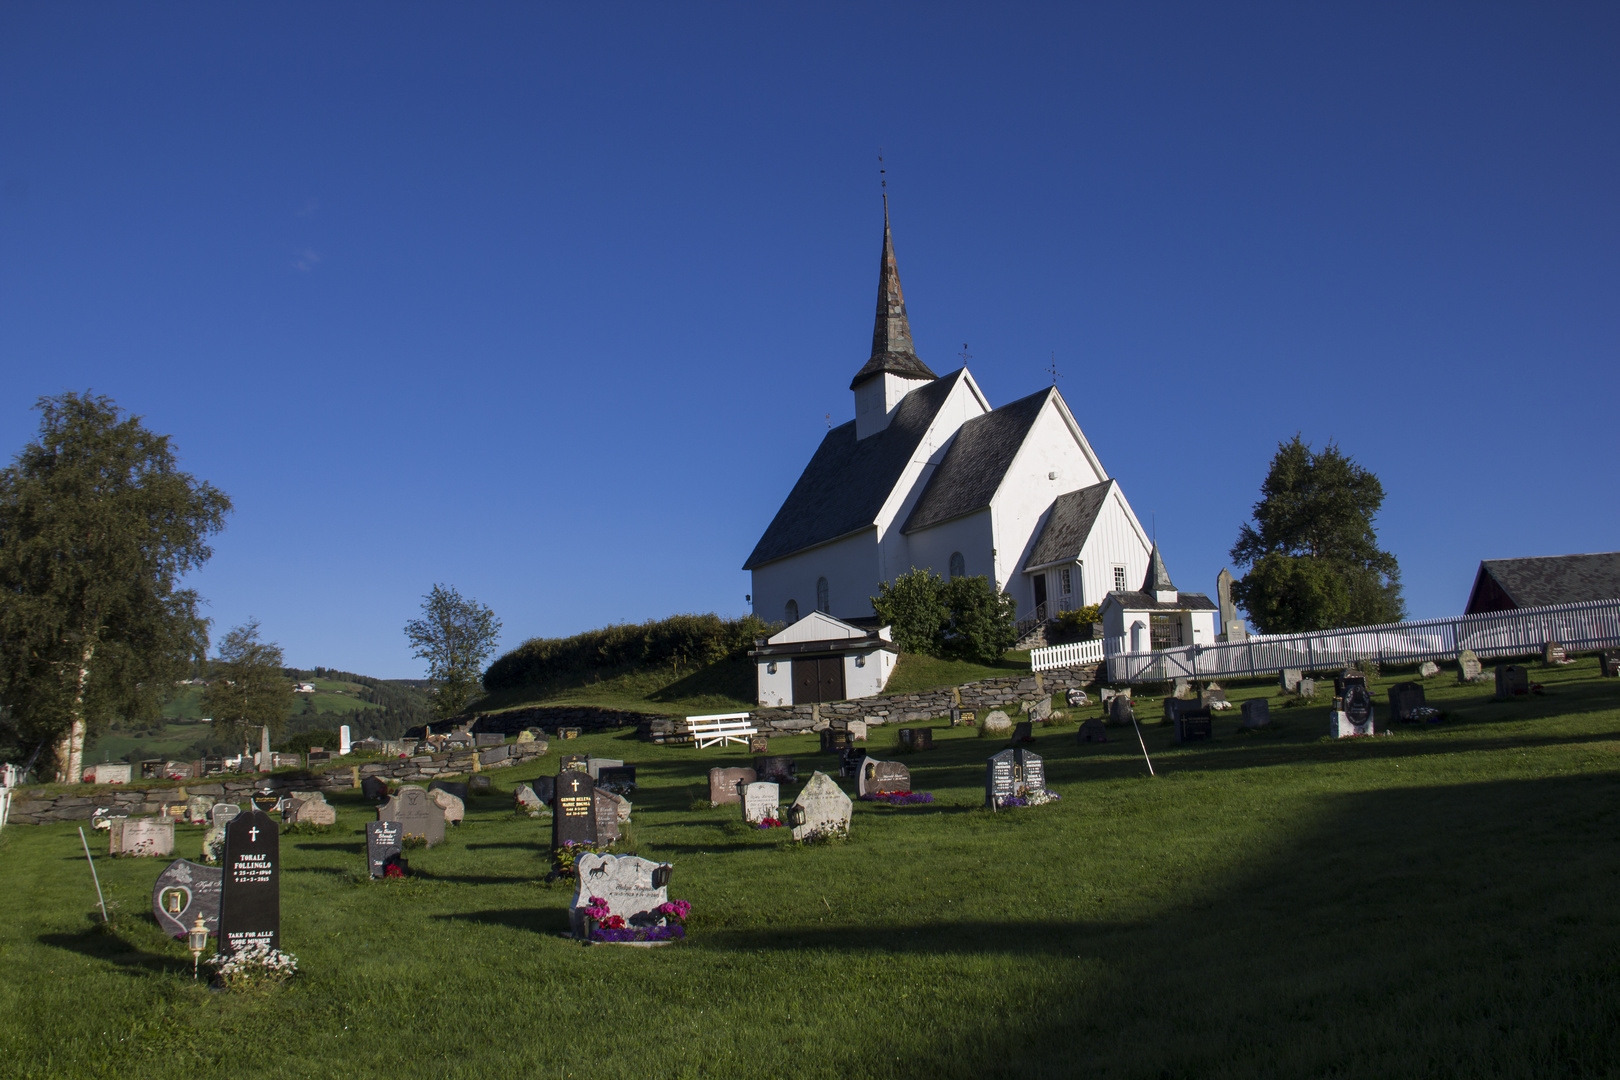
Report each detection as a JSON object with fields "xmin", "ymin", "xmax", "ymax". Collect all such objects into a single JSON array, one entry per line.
[
  {"xmin": 571, "ymin": 853, "xmax": 686, "ymax": 944},
  {"xmin": 856, "ymin": 758, "xmax": 909, "ymax": 798},
  {"xmin": 366, "ymin": 820, "xmax": 405, "ymax": 878},
  {"xmin": 377, "ymin": 785, "xmax": 445, "ymax": 847},
  {"xmin": 152, "ymin": 858, "xmax": 222, "ymax": 939},
  {"xmin": 553, "ymin": 769, "xmax": 597, "ymax": 851},
  {"xmin": 110, "ymin": 817, "xmax": 174, "ymax": 858},
  {"xmin": 788, "ymin": 771, "xmax": 852, "ymax": 842},
  {"xmin": 218, "ymin": 808, "xmax": 280, "ymax": 956},
  {"xmin": 985, "ymin": 748, "xmax": 1057, "ymax": 809},
  {"xmin": 742, "ymin": 781, "xmax": 780, "ymax": 826}
]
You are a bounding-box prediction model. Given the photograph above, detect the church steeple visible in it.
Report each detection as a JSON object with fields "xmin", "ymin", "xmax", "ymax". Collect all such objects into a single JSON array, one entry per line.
[{"xmin": 849, "ymin": 197, "xmax": 938, "ymax": 391}]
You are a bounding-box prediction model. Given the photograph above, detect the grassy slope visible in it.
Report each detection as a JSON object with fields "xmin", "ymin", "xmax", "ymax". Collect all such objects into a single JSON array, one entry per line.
[
  {"xmin": 883, "ymin": 649, "xmax": 1031, "ymax": 694},
  {"xmin": 4, "ymin": 658, "xmax": 1619, "ymax": 1078}
]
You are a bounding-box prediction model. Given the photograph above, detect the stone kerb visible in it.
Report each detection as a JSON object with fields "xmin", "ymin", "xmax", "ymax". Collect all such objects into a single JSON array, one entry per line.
[{"xmin": 742, "ymin": 669, "xmax": 1092, "ymax": 737}]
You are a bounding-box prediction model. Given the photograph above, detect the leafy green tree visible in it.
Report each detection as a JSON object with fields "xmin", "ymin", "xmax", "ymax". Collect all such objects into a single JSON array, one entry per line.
[
  {"xmin": 871, "ymin": 569, "xmax": 950, "ymax": 654},
  {"xmin": 943, "ymin": 575, "xmax": 1018, "ymax": 663},
  {"xmin": 1230, "ymin": 435, "xmax": 1405, "ymax": 634},
  {"xmin": 405, "ymin": 584, "xmax": 502, "ymax": 720},
  {"xmin": 202, "ymin": 619, "xmax": 294, "ymax": 743},
  {"xmin": 0, "ymin": 392, "xmax": 230, "ymax": 782}
]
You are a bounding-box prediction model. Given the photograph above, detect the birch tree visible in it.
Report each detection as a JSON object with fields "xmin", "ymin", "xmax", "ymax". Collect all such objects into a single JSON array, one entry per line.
[
  {"xmin": 404, "ymin": 584, "xmax": 502, "ymax": 720},
  {"xmin": 0, "ymin": 393, "xmax": 230, "ymax": 781}
]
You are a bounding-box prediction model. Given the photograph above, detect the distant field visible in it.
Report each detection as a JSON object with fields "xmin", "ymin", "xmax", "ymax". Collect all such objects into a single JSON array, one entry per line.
[{"xmin": 86, "ymin": 721, "xmax": 214, "ymax": 765}]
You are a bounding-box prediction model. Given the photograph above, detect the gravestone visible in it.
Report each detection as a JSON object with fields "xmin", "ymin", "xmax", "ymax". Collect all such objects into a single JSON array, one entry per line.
[
  {"xmin": 87, "ymin": 762, "xmax": 132, "ymax": 784},
  {"xmin": 218, "ymin": 808, "xmax": 279, "ymax": 956},
  {"xmin": 152, "ymin": 859, "xmax": 223, "ymax": 939},
  {"xmin": 584, "ymin": 758, "xmax": 624, "ymax": 781},
  {"xmin": 1012, "ymin": 721, "xmax": 1035, "ymax": 744},
  {"xmin": 570, "ymin": 853, "xmax": 673, "ymax": 938},
  {"xmin": 752, "ymin": 756, "xmax": 796, "ymax": 785},
  {"xmin": 1240, "ymin": 699, "xmax": 1271, "ymax": 729},
  {"xmin": 1496, "ymin": 665, "xmax": 1530, "ymax": 697},
  {"xmin": 1175, "ymin": 708, "xmax": 1213, "ymax": 743},
  {"xmin": 1334, "ymin": 670, "xmax": 1368, "ymax": 699},
  {"xmin": 1077, "ymin": 717, "xmax": 1108, "ymax": 743},
  {"xmin": 1016, "ymin": 747, "xmax": 1045, "ymax": 792},
  {"xmin": 818, "ymin": 728, "xmax": 850, "ymax": 752},
  {"xmin": 479, "ymin": 744, "xmax": 511, "ymax": 766},
  {"xmin": 361, "ymin": 776, "xmax": 390, "ymax": 802},
  {"xmin": 211, "ymin": 802, "xmax": 242, "ymax": 828},
  {"xmin": 475, "ymin": 732, "xmax": 505, "ymax": 747},
  {"xmin": 427, "ymin": 780, "xmax": 469, "ymax": 803},
  {"xmin": 469, "ymin": 774, "xmax": 492, "ymax": 794},
  {"xmin": 742, "ymin": 781, "xmax": 780, "ymax": 824},
  {"xmin": 516, "ymin": 786, "xmax": 545, "ymax": 814},
  {"xmin": 593, "ymin": 788, "xmax": 621, "ymax": 844},
  {"xmin": 515, "ymin": 729, "xmax": 537, "ymax": 744},
  {"xmin": 1173, "ymin": 677, "xmax": 1192, "ymax": 698},
  {"xmin": 428, "ymin": 788, "xmax": 465, "ymax": 826},
  {"xmin": 339, "ymin": 725, "xmax": 351, "ymax": 755},
  {"xmin": 596, "ymin": 786, "xmax": 632, "ymax": 823},
  {"xmin": 1544, "ymin": 641, "xmax": 1568, "ymax": 665},
  {"xmin": 1163, "ymin": 698, "xmax": 1185, "ymax": 724},
  {"xmin": 366, "ymin": 820, "xmax": 404, "ymax": 878},
  {"xmin": 837, "ymin": 747, "xmax": 868, "ymax": 778},
  {"xmin": 598, "ymin": 766, "xmax": 636, "ymax": 792},
  {"xmin": 1066, "ymin": 688, "xmax": 1089, "ymax": 707},
  {"xmin": 985, "ymin": 749, "xmax": 1017, "ymax": 808},
  {"xmin": 1418, "ymin": 661, "xmax": 1440, "ymax": 678},
  {"xmin": 306, "ymin": 750, "xmax": 332, "ymax": 766},
  {"xmin": 186, "ymin": 795, "xmax": 216, "ymax": 825},
  {"xmin": 1279, "ymin": 668, "xmax": 1303, "ymax": 693},
  {"xmin": 981, "ymin": 710, "xmax": 1013, "ymax": 736},
  {"xmin": 1298, "ymin": 679, "xmax": 1316, "ymax": 698},
  {"xmin": 531, "ymin": 776, "xmax": 556, "ymax": 806},
  {"xmin": 1334, "ymin": 684, "xmax": 1376, "ymax": 737},
  {"xmin": 748, "ymin": 735, "xmax": 769, "ymax": 754},
  {"xmin": 1388, "ymin": 682, "xmax": 1428, "ymax": 723},
  {"xmin": 552, "ymin": 770, "xmax": 597, "ymax": 850},
  {"xmin": 1457, "ymin": 650, "xmax": 1485, "ymax": 683},
  {"xmin": 847, "ymin": 720, "xmax": 868, "ymax": 742},
  {"xmin": 286, "ymin": 792, "xmax": 336, "ymax": 826},
  {"xmin": 559, "ymin": 753, "xmax": 588, "ymax": 773},
  {"xmin": 857, "ymin": 759, "xmax": 910, "ymax": 797},
  {"xmin": 377, "ymin": 785, "xmax": 446, "ymax": 847},
  {"xmin": 1023, "ymin": 697, "xmax": 1053, "ymax": 721},
  {"xmin": 1601, "ymin": 651, "xmax": 1620, "ymax": 678},
  {"xmin": 788, "ymin": 772, "xmax": 852, "ymax": 842},
  {"xmin": 708, "ymin": 767, "xmax": 756, "ymax": 806},
  {"xmin": 559, "ymin": 727, "xmax": 582, "ymax": 740},
  {"xmin": 1108, "ymin": 695, "xmax": 1135, "ymax": 725},
  {"xmin": 898, "ymin": 728, "xmax": 934, "ymax": 752},
  {"xmin": 111, "ymin": 817, "xmax": 174, "ymax": 858},
  {"xmin": 1199, "ymin": 684, "xmax": 1228, "ymax": 708}
]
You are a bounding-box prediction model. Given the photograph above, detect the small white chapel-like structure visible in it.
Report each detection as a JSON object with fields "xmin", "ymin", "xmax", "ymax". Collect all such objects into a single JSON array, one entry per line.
[{"xmin": 744, "ymin": 201, "xmax": 1172, "ymax": 644}]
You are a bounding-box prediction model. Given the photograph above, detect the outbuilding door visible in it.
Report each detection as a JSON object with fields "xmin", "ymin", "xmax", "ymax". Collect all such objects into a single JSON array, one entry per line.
[{"xmin": 791, "ymin": 657, "xmax": 846, "ymax": 704}]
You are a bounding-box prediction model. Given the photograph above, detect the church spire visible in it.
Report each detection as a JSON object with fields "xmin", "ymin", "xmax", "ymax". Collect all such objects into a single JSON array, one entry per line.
[
  {"xmin": 1143, "ymin": 542, "xmax": 1178, "ymax": 602},
  {"xmin": 849, "ymin": 196, "xmax": 938, "ymax": 391}
]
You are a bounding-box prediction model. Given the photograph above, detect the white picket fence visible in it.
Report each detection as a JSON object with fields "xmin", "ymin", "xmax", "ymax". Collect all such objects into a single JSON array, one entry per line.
[
  {"xmin": 0, "ymin": 788, "xmax": 11, "ymax": 831},
  {"xmin": 1028, "ymin": 637, "xmax": 1107, "ymax": 672},
  {"xmin": 1028, "ymin": 598, "xmax": 1620, "ymax": 683}
]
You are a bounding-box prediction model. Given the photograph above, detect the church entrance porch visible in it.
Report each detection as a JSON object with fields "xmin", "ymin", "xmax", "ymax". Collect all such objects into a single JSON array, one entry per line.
[{"xmin": 792, "ymin": 657, "xmax": 846, "ymax": 704}]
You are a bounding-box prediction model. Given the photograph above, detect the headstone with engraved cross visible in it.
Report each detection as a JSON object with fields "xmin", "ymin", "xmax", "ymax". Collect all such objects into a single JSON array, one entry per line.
[
  {"xmin": 218, "ymin": 808, "xmax": 279, "ymax": 957},
  {"xmin": 553, "ymin": 769, "xmax": 597, "ymax": 854},
  {"xmin": 377, "ymin": 785, "xmax": 445, "ymax": 847}
]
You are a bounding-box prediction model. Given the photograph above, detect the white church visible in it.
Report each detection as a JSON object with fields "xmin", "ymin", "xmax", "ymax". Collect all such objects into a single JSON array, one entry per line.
[{"xmin": 744, "ymin": 203, "xmax": 1212, "ymax": 661}]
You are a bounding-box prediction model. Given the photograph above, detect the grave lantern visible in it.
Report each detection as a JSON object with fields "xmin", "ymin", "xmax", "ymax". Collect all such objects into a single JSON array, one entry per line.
[{"xmin": 188, "ymin": 914, "xmax": 210, "ymax": 980}]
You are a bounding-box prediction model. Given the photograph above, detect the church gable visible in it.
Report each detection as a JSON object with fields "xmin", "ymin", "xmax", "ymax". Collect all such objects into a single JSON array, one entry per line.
[{"xmin": 900, "ymin": 389, "xmax": 1049, "ymax": 534}]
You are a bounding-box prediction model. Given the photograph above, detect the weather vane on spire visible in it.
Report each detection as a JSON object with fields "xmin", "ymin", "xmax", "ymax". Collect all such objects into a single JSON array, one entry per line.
[
  {"xmin": 959, "ymin": 343, "xmax": 971, "ymax": 363},
  {"xmin": 1046, "ymin": 352, "xmax": 1061, "ymax": 386}
]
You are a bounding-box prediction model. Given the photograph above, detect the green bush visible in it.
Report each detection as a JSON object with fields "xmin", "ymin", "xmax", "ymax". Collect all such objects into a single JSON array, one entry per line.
[
  {"xmin": 483, "ymin": 613, "xmax": 777, "ymax": 691},
  {"xmin": 943, "ymin": 576, "xmax": 1017, "ymax": 663},
  {"xmin": 872, "ymin": 569, "xmax": 949, "ymax": 654},
  {"xmin": 275, "ymin": 729, "xmax": 340, "ymax": 752},
  {"xmin": 1055, "ymin": 605, "xmax": 1101, "ymax": 634}
]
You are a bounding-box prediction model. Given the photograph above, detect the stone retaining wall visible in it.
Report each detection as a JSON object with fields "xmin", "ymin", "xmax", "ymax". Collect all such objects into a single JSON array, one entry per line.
[{"xmin": 6, "ymin": 740, "xmax": 550, "ymax": 825}]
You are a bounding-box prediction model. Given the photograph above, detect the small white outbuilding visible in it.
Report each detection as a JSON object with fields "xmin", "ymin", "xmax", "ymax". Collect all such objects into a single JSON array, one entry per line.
[
  {"xmin": 1100, "ymin": 543, "xmax": 1219, "ymax": 654},
  {"xmin": 750, "ymin": 611, "xmax": 898, "ymax": 707}
]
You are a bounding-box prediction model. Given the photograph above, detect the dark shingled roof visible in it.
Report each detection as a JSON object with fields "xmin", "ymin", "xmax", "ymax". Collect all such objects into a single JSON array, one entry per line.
[
  {"xmin": 743, "ymin": 371, "xmax": 966, "ymax": 570},
  {"xmin": 1024, "ymin": 479, "xmax": 1116, "ymax": 567},
  {"xmin": 1469, "ymin": 552, "xmax": 1620, "ymax": 611},
  {"xmin": 901, "ymin": 388, "xmax": 1051, "ymax": 534},
  {"xmin": 1143, "ymin": 543, "xmax": 1176, "ymax": 594},
  {"xmin": 1105, "ymin": 590, "xmax": 1219, "ymax": 612},
  {"xmin": 850, "ymin": 197, "xmax": 937, "ymax": 390}
]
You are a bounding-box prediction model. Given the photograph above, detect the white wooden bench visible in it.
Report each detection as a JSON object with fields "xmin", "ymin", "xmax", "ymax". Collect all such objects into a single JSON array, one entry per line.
[{"xmin": 684, "ymin": 713, "xmax": 758, "ymax": 749}]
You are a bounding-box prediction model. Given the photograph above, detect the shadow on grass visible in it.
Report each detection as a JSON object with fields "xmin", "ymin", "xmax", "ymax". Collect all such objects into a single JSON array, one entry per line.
[
  {"xmin": 429, "ymin": 907, "xmax": 570, "ymax": 935},
  {"xmin": 464, "ymin": 842, "xmax": 548, "ymax": 851},
  {"xmin": 293, "ymin": 841, "xmax": 365, "ymax": 854},
  {"xmin": 39, "ymin": 928, "xmax": 191, "ymax": 979}
]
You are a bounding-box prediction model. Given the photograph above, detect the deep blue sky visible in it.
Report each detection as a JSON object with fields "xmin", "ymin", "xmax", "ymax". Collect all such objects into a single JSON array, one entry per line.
[{"xmin": 2, "ymin": 3, "xmax": 1616, "ymax": 678}]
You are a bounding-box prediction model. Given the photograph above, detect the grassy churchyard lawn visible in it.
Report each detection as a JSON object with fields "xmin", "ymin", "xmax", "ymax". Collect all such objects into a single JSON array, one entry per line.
[{"xmin": 4, "ymin": 658, "xmax": 1620, "ymax": 1078}]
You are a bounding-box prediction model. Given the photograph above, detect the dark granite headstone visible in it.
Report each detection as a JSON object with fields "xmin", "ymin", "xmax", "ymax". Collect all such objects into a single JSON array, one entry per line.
[
  {"xmin": 898, "ymin": 728, "xmax": 935, "ymax": 751},
  {"xmin": 708, "ymin": 767, "xmax": 756, "ymax": 805},
  {"xmin": 751, "ymin": 756, "xmax": 796, "ymax": 785},
  {"xmin": 559, "ymin": 727, "xmax": 582, "ymax": 740},
  {"xmin": 361, "ymin": 776, "xmax": 389, "ymax": 802},
  {"xmin": 858, "ymin": 759, "xmax": 910, "ymax": 797},
  {"xmin": 1077, "ymin": 717, "xmax": 1108, "ymax": 743},
  {"xmin": 985, "ymin": 749, "xmax": 1017, "ymax": 808},
  {"xmin": 837, "ymin": 747, "xmax": 868, "ymax": 778},
  {"xmin": 1012, "ymin": 721, "xmax": 1034, "ymax": 744},
  {"xmin": 1343, "ymin": 686, "xmax": 1374, "ymax": 728},
  {"xmin": 593, "ymin": 788, "xmax": 621, "ymax": 844},
  {"xmin": 552, "ymin": 770, "xmax": 597, "ymax": 851},
  {"xmin": 1601, "ymin": 651, "xmax": 1620, "ymax": 678},
  {"xmin": 1175, "ymin": 709, "xmax": 1213, "ymax": 743},
  {"xmin": 819, "ymin": 728, "xmax": 850, "ymax": 752},
  {"xmin": 1016, "ymin": 748, "xmax": 1045, "ymax": 791},
  {"xmin": 559, "ymin": 753, "xmax": 588, "ymax": 773},
  {"xmin": 218, "ymin": 809, "xmax": 279, "ymax": 956},
  {"xmin": 1334, "ymin": 670, "xmax": 1369, "ymax": 699},
  {"xmin": 1496, "ymin": 665, "xmax": 1530, "ymax": 697},
  {"xmin": 1240, "ymin": 699, "xmax": 1271, "ymax": 729},
  {"xmin": 748, "ymin": 734, "xmax": 769, "ymax": 754},
  {"xmin": 1108, "ymin": 695, "xmax": 1134, "ymax": 725},
  {"xmin": 365, "ymin": 820, "xmax": 404, "ymax": 878},
  {"xmin": 597, "ymin": 766, "xmax": 637, "ymax": 788},
  {"xmin": 1388, "ymin": 682, "xmax": 1427, "ymax": 723},
  {"xmin": 1163, "ymin": 698, "xmax": 1185, "ymax": 724},
  {"xmin": 427, "ymin": 780, "xmax": 469, "ymax": 803},
  {"xmin": 531, "ymin": 776, "xmax": 556, "ymax": 806},
  {"xmin": 152, "ymin": 859, "xmax": 222, "ymax": 939}
]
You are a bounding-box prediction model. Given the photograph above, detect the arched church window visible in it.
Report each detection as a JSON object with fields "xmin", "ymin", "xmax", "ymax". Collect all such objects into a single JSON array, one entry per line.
[
  {"xmin": 816, "ymin": 577, "xmax": 830, "ymax": 614},
  {"xmin": 949, "ymin": 552, "xmax": 965, "ymax": 579},
  {"xmin": 785, "ymin": 600, "xmax": 799, "ymax": 623}
]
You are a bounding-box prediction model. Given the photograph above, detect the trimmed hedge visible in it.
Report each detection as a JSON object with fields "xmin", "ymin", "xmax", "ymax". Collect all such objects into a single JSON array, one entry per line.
[{"xmin": 482, "ymin": 613, "xmax": 776, "ymax": 691}]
